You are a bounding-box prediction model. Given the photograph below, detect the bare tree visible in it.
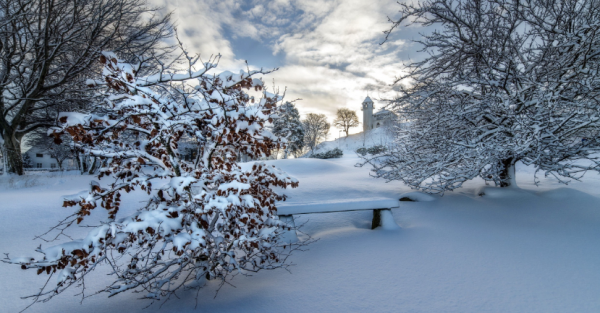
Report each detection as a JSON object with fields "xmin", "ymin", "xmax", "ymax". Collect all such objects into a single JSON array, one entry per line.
[
  {"xmin": 333, "ymin": 108, "xmax": 359, "ymax": 137},
  {"xmin": 302, "ymin": 113, "xmax": 330, "ymax": 154},
  {"xmin": 0, "ymin": 0, "xmax": 173, "ymax": 175},
  {"xmin": 367, "ymin": 0, "xmax": 600, "ymax": 193}
]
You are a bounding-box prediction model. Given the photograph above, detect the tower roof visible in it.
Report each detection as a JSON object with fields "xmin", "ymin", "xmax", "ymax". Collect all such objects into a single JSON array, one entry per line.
[{"xmin": 363, "ymin": 96, "xmax": 373, "ymax": 103}]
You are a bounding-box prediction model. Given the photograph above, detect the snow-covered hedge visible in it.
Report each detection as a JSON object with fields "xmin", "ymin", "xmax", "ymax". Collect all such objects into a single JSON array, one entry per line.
[
  {"xmin": 356, "ymin": 145, "xmax": 387, "ymax": 156},
  {"xmin": 311, "ymin": 148, "xmax": 343, "ymax": 159}
]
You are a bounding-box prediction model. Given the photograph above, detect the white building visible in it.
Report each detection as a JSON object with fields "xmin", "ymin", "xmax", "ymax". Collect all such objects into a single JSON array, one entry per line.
[
  {"xmin": 23, "ymin": 147, "xmax": 76, "ymax": 170},
  {"xmin": 361, "ymin": 96, "xmax": 397, "ymax": 131},
  {"xmin": 24, "ymin": 147, "xmax": 58, "ymax": 169}
]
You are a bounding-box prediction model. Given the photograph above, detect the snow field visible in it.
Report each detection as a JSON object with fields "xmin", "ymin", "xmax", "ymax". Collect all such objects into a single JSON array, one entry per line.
[{"xmin": 1, "ymin": 149, "xmax": 600, "ymax": 312}]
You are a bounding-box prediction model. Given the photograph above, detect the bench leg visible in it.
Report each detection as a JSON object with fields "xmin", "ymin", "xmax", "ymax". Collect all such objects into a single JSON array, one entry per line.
[
  {"xmin": 372, "ymin": 209, "xmax": 382, "ymax": 229},
  {"xmin": 278, "ymin": 214, "xmax": 298, "ymax": 243},
  {"xmin": 372, "ymin": 209, "xmax": 400, "ymax": 230}
]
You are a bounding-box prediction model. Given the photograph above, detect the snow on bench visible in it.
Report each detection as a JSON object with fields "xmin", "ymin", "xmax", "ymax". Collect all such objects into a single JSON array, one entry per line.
[
  {"xmin": 277, "ymin": 198, "xmax": 400, "ymax": 242},
  {"xmin": 277, "ymin": 198, "xmax": 400, "ymax": 215}
]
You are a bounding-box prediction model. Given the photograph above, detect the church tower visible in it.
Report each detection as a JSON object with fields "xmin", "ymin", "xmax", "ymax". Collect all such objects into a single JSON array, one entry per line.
[{"xmin": 361, "ymin": 96, "xmax": 374, "ymax": 132}]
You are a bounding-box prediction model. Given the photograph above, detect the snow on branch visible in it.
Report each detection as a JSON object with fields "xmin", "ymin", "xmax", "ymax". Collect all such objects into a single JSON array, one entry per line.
[
  {"xmin": 367, "ymin": 0, "xmax": 600, "ymax": 193},
  {"xmin": 6, "ymin": 49, "xmax": 307, "ymax": 307}
]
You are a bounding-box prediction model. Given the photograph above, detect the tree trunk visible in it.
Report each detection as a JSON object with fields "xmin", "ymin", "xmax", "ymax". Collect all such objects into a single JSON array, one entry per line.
[
  {"xmin": 81, "ymin": 155, "xmax": 89, "ymax": 174},
  {"xmin": 88, "ymin": 156, "xmax": 98, "ymax": 174},
  {"xmin": 2, "ymin": 131, "xmax": 24, "ymax": 175},
  {"xmin": 1, "ymin": 144, "xmax": 7, "ymax": 175},
  {"xmin": 499, "ymin": 157, "xmax": 517, "ymax": 188},
  {"xmin": 75, "ymin": 151, "xmax": 82, "ymax": 173}
]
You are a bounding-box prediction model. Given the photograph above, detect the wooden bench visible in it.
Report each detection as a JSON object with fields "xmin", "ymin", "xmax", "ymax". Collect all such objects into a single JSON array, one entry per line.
[{"xmin": 277, "ymin": 198, "xmax": 400, "ymax": 242}]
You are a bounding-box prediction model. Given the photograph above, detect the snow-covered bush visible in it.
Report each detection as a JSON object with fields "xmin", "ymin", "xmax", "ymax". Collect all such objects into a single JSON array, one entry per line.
[
  {"xmin": 357, "ymin": 145, "xmax": 387, "ymax": 156},
  {"xmin": 22, "ymin": 154, "xmax": 32, "ymax": 168},
  {"xmin": 367, "ymin": 145, "xmax": 387, "ymax": 155},
  {"xmin": 368, "ymin": 0, "xmax": 600, "ymax": 193},
  {"xmin": 311, "ymin": 148, "xmax": 343, "ymax": 159},
  {"xmin": 6, "ymin": 51, "xmax": 304, "ymax": 305}
]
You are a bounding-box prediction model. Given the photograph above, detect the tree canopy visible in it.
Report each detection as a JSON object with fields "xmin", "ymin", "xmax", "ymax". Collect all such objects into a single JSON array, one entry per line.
[
  {"xmin": 273, "ymin": 102, "xmax": 305, "ymax": 158},
  {"xmin": 303, "ymin": 113, "xmax": 330, "ymax": 154},
  {"xmin": 367, "ymin": 0, "xmax": 600, "ymax": 193},
  {"xmin": 0, "ymin": 0, "xmax": 173, "ymax": 175},
  {"xmin": 333, "ymin": 108, "xmax": 359, "ymax": 136}
]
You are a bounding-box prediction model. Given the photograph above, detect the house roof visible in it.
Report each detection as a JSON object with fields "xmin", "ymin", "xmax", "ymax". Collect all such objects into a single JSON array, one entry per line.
[{"xmin": 374, "ymin": 109, "xmax": 393, "ymax": 116}]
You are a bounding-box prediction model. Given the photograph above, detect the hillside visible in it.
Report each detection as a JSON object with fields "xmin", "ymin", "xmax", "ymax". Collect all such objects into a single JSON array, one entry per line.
[{"xmin": 304, "ymin": 127, "xmax": 393, "ymax": 157}]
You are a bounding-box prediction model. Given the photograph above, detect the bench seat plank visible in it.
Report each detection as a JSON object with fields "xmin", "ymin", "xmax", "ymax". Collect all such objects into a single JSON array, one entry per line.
[{"xmin": 277, "ymin": 198, "xmax": 399, "ymax": 215}]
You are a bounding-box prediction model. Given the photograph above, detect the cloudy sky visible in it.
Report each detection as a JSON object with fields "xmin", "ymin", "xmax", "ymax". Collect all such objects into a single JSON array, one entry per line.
[{"xmin": 152, "ymin": 0, "xmax": 424, "ymax": 137}]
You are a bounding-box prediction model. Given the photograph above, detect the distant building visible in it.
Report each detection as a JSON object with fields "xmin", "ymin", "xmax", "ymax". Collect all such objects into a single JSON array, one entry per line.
[
  {"xmin": 361, "ymin": 96, "xmax": 397, "ymax": 131},
  {"xmin": 23, "ymin": 147, "xmax": 57, "ymax": 169},
  {"xmin": 22, "ymin": 147, "xmax": 76, "ymax": 170}
]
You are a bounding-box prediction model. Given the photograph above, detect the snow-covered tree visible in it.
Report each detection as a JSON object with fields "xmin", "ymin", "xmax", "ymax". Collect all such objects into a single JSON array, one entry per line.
[
  {"xmin": 6, "ymin": 51, "xmax": 304, "ymax": 306},
  {"xmin": 272, "ymin": 102, "xmax": 304, "ymax": 158},
  {"xmin": 0, "ymin": 0, "xmax": 173, "ymax": 175},
  {"xmin": 302, "ymin": 113, "xmax": 330, "ymax": 154},
  {"xmin": 22, "ymin": 153, "xmax": 32, "ymax": 169},
  {"xmin": 333, "ymin": 108, "xmax": 359, "ymax": 137},
  {"xmin": 367, "ymin": 0, "xmax": 600, "ymax": 193}
]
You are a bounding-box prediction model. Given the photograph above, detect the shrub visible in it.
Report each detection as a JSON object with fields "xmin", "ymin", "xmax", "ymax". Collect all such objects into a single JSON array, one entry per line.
[
  {"xmin": 356, "ymin": 145, "xmax": 387, "ymax": 156},
  {"xmin": 367, "ymin": 145, "xmax": 387, "ymax": 155},
  {"xmin": 7, "ymin": 51, "xmax": 306, "ymax": 306},
  {"xmin": 312, "ymin": 148, "xmax": 343, "ymax": 159}
]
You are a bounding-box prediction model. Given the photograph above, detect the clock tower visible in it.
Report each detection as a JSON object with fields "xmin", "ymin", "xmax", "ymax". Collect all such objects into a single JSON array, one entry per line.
[{"xmin": 361, "ymin": 96, "xmax": 374, "ymax": 132}]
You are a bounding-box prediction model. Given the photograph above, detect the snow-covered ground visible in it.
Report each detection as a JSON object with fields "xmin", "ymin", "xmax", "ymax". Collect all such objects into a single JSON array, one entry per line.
[
  {"xmin": 306, "ymin": 126, "xmax": 394, "ymax": 157},
  {"xmin": 2, "ymin": 134, "xmax": 600, "ymax": 312}
]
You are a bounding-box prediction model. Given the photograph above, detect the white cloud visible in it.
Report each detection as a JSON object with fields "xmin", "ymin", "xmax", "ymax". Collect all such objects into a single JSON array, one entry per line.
[
  {"xmin": 271, "ymin": 0, "xmax": 407, "ymax": 135},
  {"xmin": 150, "ymin": 0, "xmax": 260, "ymax": 68},
  {"xmin": 150, "ymin": 0, "xmax": 411, "ymax": 137}
]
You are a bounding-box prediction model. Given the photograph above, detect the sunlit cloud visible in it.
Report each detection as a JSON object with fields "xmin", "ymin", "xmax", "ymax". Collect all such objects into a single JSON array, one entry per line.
[{"xmin": 151, "ymin": 0, "xmax": 414, "ymax": 137}]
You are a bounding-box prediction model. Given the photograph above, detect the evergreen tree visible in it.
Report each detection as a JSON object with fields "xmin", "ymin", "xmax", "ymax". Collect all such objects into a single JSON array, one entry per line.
[
  {"xmin": 273, "ymin": 102, "xmax": 305, "ymax": 159},
  {"xmin": 21, "ymin": 154, "xmax": 32, "ymax": 169}
]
